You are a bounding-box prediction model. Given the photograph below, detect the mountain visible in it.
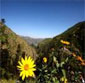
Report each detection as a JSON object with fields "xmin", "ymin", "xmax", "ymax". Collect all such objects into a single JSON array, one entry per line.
[
  {"xmin": 37, "ymin": 38, "xmax": 52, "ymax": 54},
  {"xmin": 53, "ymin": 21, "xmax": 85, "ymax": 57},
  {"xmin": 0, "ymin": 21, "xmax": 85, "ymax": 82},
  {"xmin": 37, "ymin": 21, "xmax": 85, "ymax": 58},
  {"xmin": 0, "ymin": 22, "xmax": 37, "ymax": 79},
  {"xmin": 36, "ymin": 21, "xmax": 85, "ymax": 82},
  {"xmin": 22, "ymin": 36, "xmax": 44, "ymax": 46}
]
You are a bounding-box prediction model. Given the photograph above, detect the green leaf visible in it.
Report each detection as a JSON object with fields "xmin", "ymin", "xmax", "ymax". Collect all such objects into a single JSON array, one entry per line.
[
  {"xmin": 52, "ymin": 78, "xmax": 56, "ymax": 82},
  {"xmin": 55, "ymin": 80, "xmax": 59, "ymax": 83},
  {"xmin": 56, "ymin": 61, "xmax": 60, "ymax": 68},
  {"xmin": 60, "ymin": 62, "xmax": 65, "ymax": 67},
  {"xmin": 53, "ymin": 77, "xmax": 59, "ymax": 83},
  {"xmin": 65, "ymin": 57, "xmax": 68, "ymax": 63},
  {"xmin": 44, "ymin": 70, "xmax": 48, "ymax": 72},
  {"xmin": 51, "ymin": 69, "xmax": 56, "ymax": 74},
  {"xmin": 62, "ymin": 69, "xmax": 66, "ymax": 77}
]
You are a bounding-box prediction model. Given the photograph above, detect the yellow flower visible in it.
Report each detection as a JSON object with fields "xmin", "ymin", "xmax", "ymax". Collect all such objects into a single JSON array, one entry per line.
[
  {"xmin": 17, "ymin": 56, "xmax": 36, "ymax": 80},
  {"xmin": 43, "ymin": 57, "xmax": 47, "ymax": 63},
  {"xmin": 72, "ymin": 53, "xmax": 76, "ymax": 57},
  {"xmin": 60, "ymin": 40, "xmax": 64, "ymax": 43},
  {"xmin": 60, "ymin": 40, "xmax": 70, "ymax": 45},
  {"xmin": 61, "ymin": 77, "xmax": 67, "ymax": 83}
]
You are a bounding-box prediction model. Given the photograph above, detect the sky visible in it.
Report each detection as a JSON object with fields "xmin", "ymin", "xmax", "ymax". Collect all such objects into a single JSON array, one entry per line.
[{"xmin": 0, "ymin": 0, "xmax": 84, "ymax": 38}]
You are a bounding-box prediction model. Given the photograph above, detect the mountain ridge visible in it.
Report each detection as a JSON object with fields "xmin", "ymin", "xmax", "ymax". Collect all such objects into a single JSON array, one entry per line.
[
  {"xmin": 0, "ymin": 22, "xmax": 37, "ymax": 78},
  {"xmin": 37, "ymin": 21, "xmax": 85, "ymax": 58}
]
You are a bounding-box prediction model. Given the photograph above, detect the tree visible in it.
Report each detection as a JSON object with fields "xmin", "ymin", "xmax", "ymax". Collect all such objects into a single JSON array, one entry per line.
[{"xmin": 1, "ymin": 19, "xmax": 5, "ymax": 24}]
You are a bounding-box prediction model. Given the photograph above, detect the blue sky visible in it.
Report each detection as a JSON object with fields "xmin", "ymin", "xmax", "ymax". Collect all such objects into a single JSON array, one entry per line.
[{"xmin": 0, "ymin": 0, "xmax": 84, "ymax": 38}]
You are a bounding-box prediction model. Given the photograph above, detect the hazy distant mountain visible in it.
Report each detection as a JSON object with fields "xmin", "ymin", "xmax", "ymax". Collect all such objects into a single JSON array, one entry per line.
[{"xmin": 22, "ymin": 36, "xmax": 44, "ymax": 46}]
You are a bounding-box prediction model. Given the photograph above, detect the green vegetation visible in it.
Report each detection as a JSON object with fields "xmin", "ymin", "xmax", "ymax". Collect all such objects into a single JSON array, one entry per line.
[
  {"xmin": 36, "ymin": 21, "xmax": 85, "ymax": 82},
  {"xmin": 37, "ymin": 21, "xmax": 85, "ymax": 59},
  {"xmin": 36, "ymin": 43, "xmax": 84, "ymax": 82},
  {"xmin": 0, "ymin": 22, "xmax": 37, "ymax": 80},
  {"xmin": 0, "ymin": 79, "xmax": 16, "ymax": 83},
  {"xmin": 0, "ymin": 21, "xmax": 85, "ymax": 82}
]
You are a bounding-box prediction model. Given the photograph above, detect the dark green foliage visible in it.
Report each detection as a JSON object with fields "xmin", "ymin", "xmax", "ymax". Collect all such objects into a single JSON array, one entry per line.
[
  {"xmin": 36, "ymin": 21, "xmax": 85, "ymax": 82},
  {"xmin": 36, "ymin": 45, "xmax": 84, "ymax": 82}
]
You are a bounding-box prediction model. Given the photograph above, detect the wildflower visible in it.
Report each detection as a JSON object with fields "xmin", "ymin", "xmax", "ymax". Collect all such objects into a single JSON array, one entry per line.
[
  {"xmin": 61, "ymin": 77, "xmax": 67, "ymax": 83},
  {"xmin": 17, "ymin": 56, "xmax": 36, "ymax": 80},
  {"xmin": 72, "ymin": 53, "xmax": 76, "ymax": 57},
  {"xmin": 81, "ymin": 62, "xmax": 85, "ymax": 66},
  {"xmin": 43, "ymin": 57, "xmax": 47, "ymax": 63},
  {"xmin": 76, "ymin": 56, "xmax": 83, "ymax": 62},
  {"xmin": 60, "ymin": 40, "xmax": 70, "ymax": 45},
  {"xmin": 60, "ymin": 40, "xmax": 64, "ymax": 43}
]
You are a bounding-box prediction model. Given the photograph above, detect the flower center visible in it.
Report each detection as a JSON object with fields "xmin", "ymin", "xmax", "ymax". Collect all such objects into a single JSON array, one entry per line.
[{"xmin": 24, "ymin": 64, "xmax": 29, "ymax": 70}]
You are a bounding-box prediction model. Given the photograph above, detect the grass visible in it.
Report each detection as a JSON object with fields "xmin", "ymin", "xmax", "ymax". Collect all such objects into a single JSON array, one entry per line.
[{"xmin": 0, "ymin": 79, "xmax": 16, "ymax": 83}]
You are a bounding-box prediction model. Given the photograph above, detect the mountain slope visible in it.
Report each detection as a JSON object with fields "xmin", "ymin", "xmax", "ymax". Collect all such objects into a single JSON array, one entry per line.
[
  {"xmin": 36, "ymin": 21, "xmax": 85, "ymax": 82},
  {"xmin": 38, "ymin": 21, "xmax": 85, "ymax": 58},
  {"xmin": 0, "ymin": 22, "xmax": 37, "ymax": 78},
  {"xmin": 37, "ymin": 38, "xmax": 52, "ymax": 54},
  {"xmin": 53, "ymin": 21, "xmax": 85, "ymax": 57}
]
